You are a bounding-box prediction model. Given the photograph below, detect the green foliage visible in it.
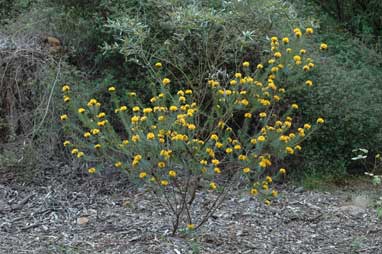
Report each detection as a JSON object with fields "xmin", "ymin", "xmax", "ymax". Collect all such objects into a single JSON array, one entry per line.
[
  {"xmin": 0, "ymin": 0, "xmax": 35, "ymax": 24},
  {"xmin": 312, "ymin": 0, "xmax": 381, "ymax": 38}
]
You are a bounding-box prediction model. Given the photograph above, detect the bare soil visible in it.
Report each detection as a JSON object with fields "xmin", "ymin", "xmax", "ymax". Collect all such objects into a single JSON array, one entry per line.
[{"xmin": 1, "ymin": 167, "xmax": 382, "ymax": 254}]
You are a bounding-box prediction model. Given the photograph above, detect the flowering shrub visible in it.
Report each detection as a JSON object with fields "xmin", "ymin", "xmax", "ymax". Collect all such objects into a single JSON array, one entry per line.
[{"xmin": 60, "ymin": 28, "xmax": 325, "ymax": 234}]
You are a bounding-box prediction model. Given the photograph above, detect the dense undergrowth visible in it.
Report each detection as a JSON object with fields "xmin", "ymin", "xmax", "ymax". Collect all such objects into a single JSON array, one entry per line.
[{"xmin": 0, "ymin": 0, "xmax": 381, "ymax": 185}]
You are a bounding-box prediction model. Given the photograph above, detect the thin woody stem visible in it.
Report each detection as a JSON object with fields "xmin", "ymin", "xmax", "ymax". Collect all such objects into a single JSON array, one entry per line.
[{"xmin": 195, "ymin": 171, "xmax": 240, "ymax": 230}]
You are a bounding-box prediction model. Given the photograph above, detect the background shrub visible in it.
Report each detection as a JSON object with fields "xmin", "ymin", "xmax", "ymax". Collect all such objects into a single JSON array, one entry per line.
[{"xmin": 1, "ymin": 0, "xmax": 382, "ymax": 184}]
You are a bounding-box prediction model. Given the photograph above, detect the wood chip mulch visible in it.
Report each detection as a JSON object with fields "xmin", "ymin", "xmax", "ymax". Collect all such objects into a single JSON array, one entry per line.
[{"xmin": 1, "ymin": 167, "xmax": 382, "ymax": 254}]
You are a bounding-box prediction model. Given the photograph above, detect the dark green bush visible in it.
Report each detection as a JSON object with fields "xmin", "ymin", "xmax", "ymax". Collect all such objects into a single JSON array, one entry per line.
[{"xmin": 286, "ymin": 1, "xmax": 382, "ymax": 178}]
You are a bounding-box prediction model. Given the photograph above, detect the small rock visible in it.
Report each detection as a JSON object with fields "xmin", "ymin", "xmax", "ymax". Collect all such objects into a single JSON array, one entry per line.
[
  {"xmin": 294, "ymin": 187, "xmax": 304, "ymax": 193},
  {"xmin": 77, "ymin": 217, "xmax": 89, "ymax": 225}
]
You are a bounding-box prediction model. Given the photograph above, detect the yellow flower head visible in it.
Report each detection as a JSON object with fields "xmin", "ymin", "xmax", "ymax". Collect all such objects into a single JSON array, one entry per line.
[
  {"xmin": 146, "ymin": 132, "xmax": 155, "ymax": 140},
  {"xmin": 210, "ymin": 182, "xmax": 217, "ymax": 190},
  {"xmin": 134, "ymin": 154, "xmax": 142, "ymax": 161},
  {"xmin": 257, "ymin": 135, "xmax": 266, "ymax": 142},
  {"xmin": 97, "ymin": 112, "xmax": 106, "ymax": 118},
  {"xmin": 257, "ymin": 64, "xmax": 264, "ymax": 70},
  {"xmin": 293, "ymin": 55, "xmax": 301, "ymax": 62},
  {"xmin": 94, "ymin": 144, "xmax": 101, "ymax": 149},
  {"xmin": 243, "ymin": 167, "xmax": 251, "ymax": 173},
  {"xmin": 320, "ymin": 43, "xmax": 328, "ymax": 50},
  {"xmin": 87, "ymin": 98, "xmax": 97, "ymax": 107},
  {"xmin": 238, "ymin": 155, "xmax": 248, "ymax": 161},
  {"xmin": 179, "ymin": 96, "xmax": 186, "ymax": 103},
  {"xmin": 211, "ymin": 159, "xmax": 220, "ymax": 165},
  {"xmin": 242, "ymin": 61, "xmax": 250, "ymax": 67},
  {"xmin": 131, "ymin": 116, "xmax": 139, "ymax": 124},
  {"xmin": 91, "ymin": 128, "xmax": 100, "ymax": 135},
  {"xmin": 63, "ymin": 95, "xmax": 70, "ymax": 102},
  {"xmin": 160, "ymin": 180, "xmax": 169, "ymax": 186},
  {"xmin": 158, "ymin": 161, "xmax": 166, "ymax": 168},
  {"xmin": 234, "ymin": 144, "xmax": 242, "ymax": 150},
  {"xmin": 84, "ymin": 132, "xmax": 91, "ymax": 138},
  {"xmin": 78, "ymin": 108, "xmax": 85, "ymax": 114},
  {"xmin": 168, "ymin": 170, "xmax": 177, "ymax": 177},
  {"xmin": 210, "ymin": 134, "xmax": 219, "ymax": 141},
  {"xmin": 162, "ymin": 78, "xmax": 171, "ymax": 85},
  {"xmin": 187, "ymin": 124, "xmax": 196, "ymax": 130},
  {"xmin": 293, "ymin": 28, "xmax": 302, "ymax": 37},
  {"xmin": 139, "ymin": 172, "xmax": 147, "ymax": 178},
  {"xmin": 62, "ymin": 85, "xmax": 70, "ymax": 92},
  {"xmin": 88, "ymin": 167, "xmax": 96, "ymax": 174},
  {"xmin": 215, "ymin": 142, "xmax": 223, "ymax": 148},
  {"xmin": 286, "ymin": 146, "xmax": 294, "ymax": 154},
  {"xmin": 114, "ymin": 161, "xmax": 122, "ymax": 168},
  {"xmin": 259, "ymin": 112, "xmax": 267, "ymax": 118},
  {"xmin": 244, "ymin": 112, "xmax": 252, "ymax": 118},
  {"xmin": 160, "ymin": 149, "xmax": 172, "ymax": 160},
  {"xmin": 306, "ymin": 27, "xmax": 314, "ymax": 35},
  {"xmin": 97, "ymin": 120, "xmax": 107, "ymax": 127},
  {"xmin": 108, "ymin": 86, "xmax": 116, "ymax": 92},
  {"xmin": 291, "ymin": 104, "xmax": 299, "ymax": 109},
  {"xmin": 230, "ymin": 79, "xmax": 237, "ymax": 86},
  {"xmin": 155, "ymin": 62, "xmax": 162, "ymax": 68},
  {"xmin": 60, "ymin": 114, "xmax": 68, "ymax": 121},
  {"xmin": 282, "ymin": 37, "xmax": 289, "ymax": 44},
  {"xmin": 200, "ymin": 160, "xmax": 208, "ymax": 166},
  {"xmin": 117, "ymin": 106, "xmax": 126, "ymax": 112},
  {"xmin": 132, "ymin": 134, "xmax": 140, "ymax": 142},
  {"xmin": 63, "ymin": 140, "xmax": 71, "ymax": 147},
  {"xmin": 317, "ymin": 117, "xmax": 325, "ymax": 124},
  {"xmin": 305, "ymin": 80, "xmax": 313, "ymax": 87},
  {"xmin": 279, "ymin": 168, "xmax": 286, "ymax": 174},
  {"xmin": 240, "ymin": 99, "xmax": 249, "ymax": 106}
]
